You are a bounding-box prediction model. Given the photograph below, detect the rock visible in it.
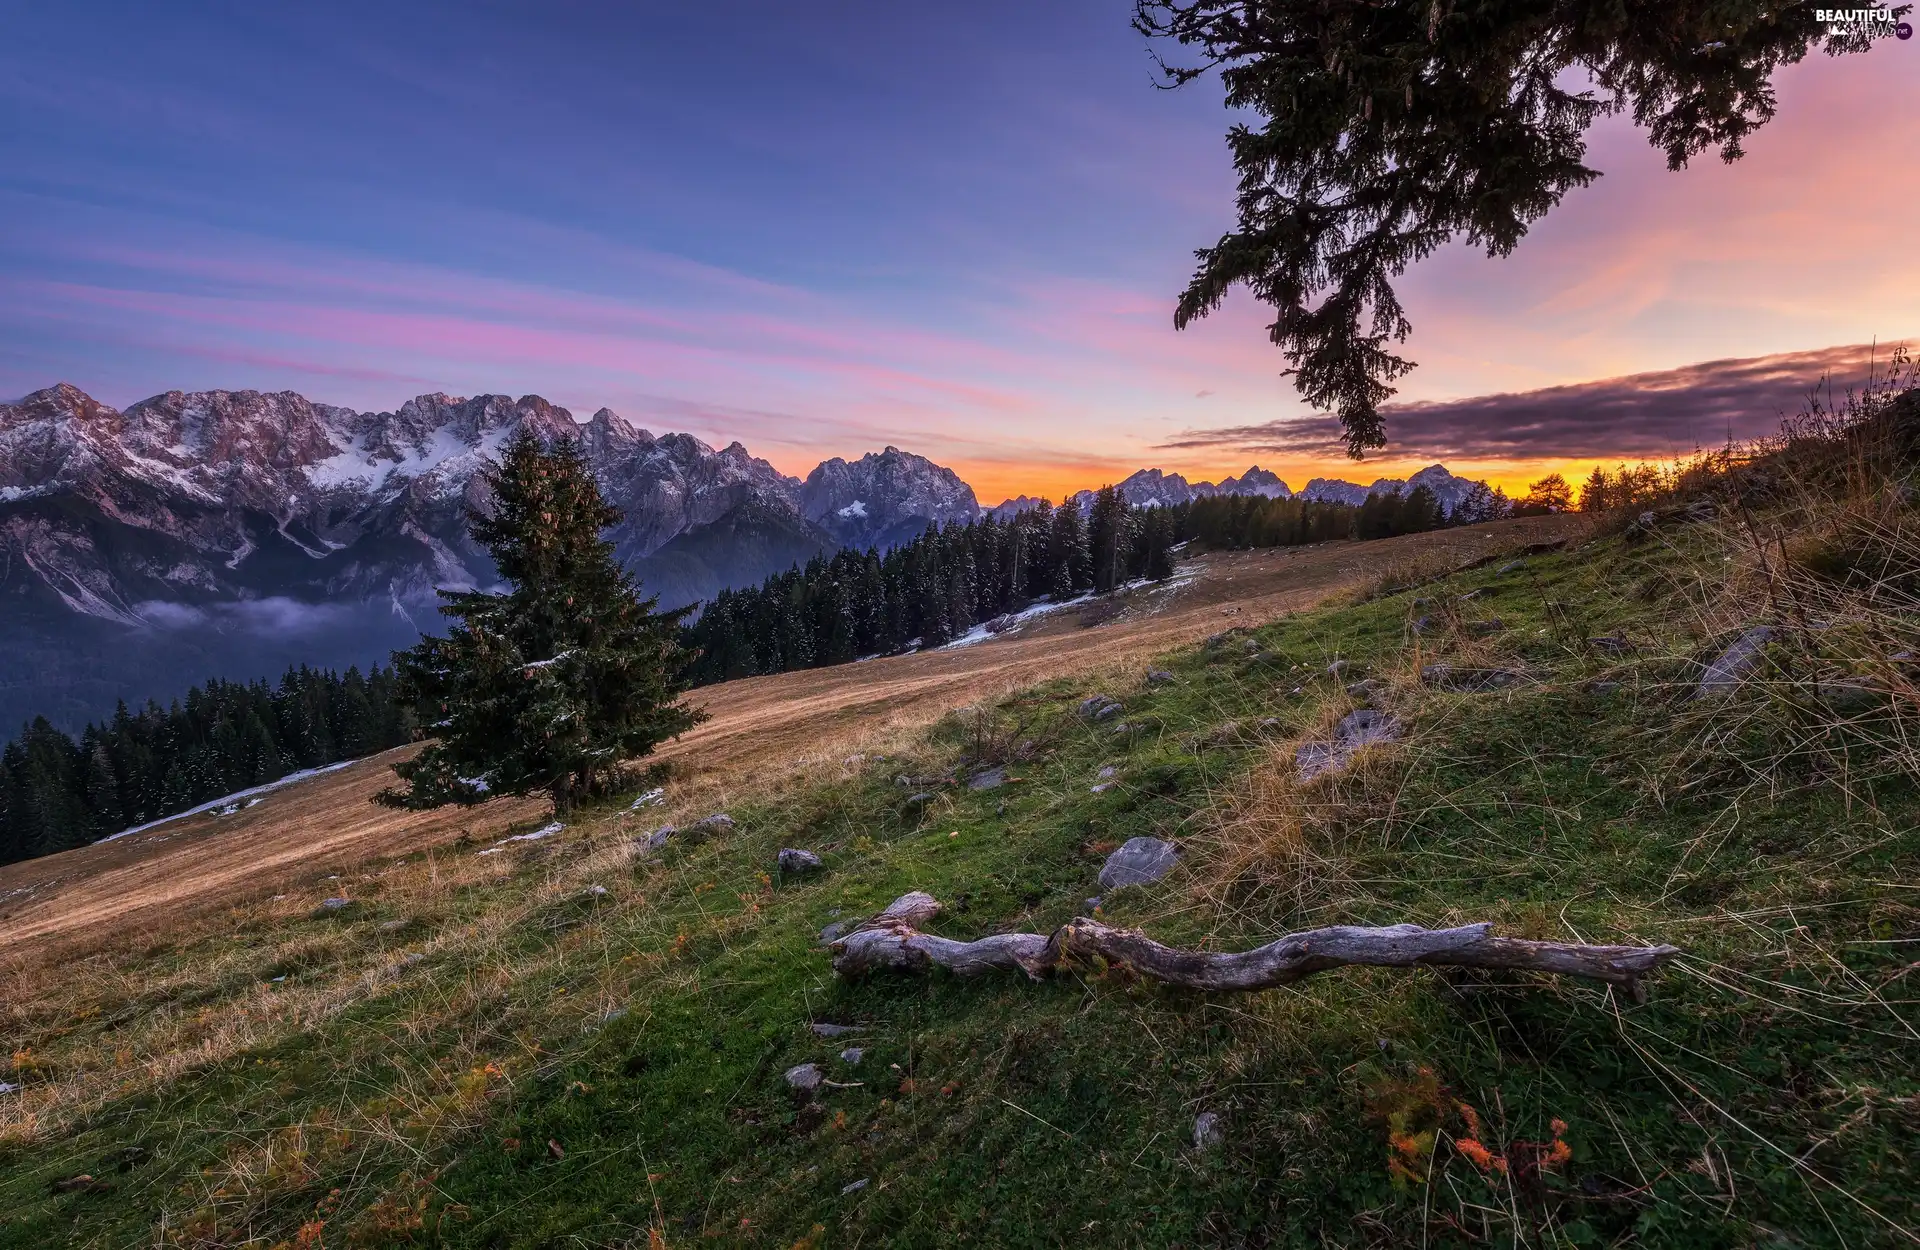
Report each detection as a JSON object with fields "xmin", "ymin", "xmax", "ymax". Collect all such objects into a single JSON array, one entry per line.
[
  {"xmin": 1145, "ymin": 669, "xmax": 1177, "ymax": 686},
  {"xmin": 1420, "ymin": 664, "xmax": 1523, "ymax": 692},
  {"xmin": 1345, "ymin": 679, "xmax": 1384, "ymax": 700},
  {"xmin": 778, "ymin": 848, "xmax": 824, "ymax": 874},
  {"xmin": 1244, "ymin": 651, "xmax": 1276, "ymax": 665},
  {"xmin": 1079, "ymin": 694, "xmax": 1123, "ymax": 722},
  {"xmin": 320, "ymin": 897, "xmax": 350, "ymax": 910},
  {"xmin": 1083, "ymin": 896, "xmax": 1102, "ymax": 914},
  {"xmin": 1257, "ymin": 717, "xmax": 1283, "ymax": 731},
  {"xmin": 839, "ymin": 1047, "xmax": 864, "ymax": 1065},
  {"xmin": 1586, "ymin": 636, "xmax": 1633, "ymax": 654},
  {"xmin": 379, "ymin": 919, "xmax": 409, "ymax": 931},
  {"xmin": 982, "ymin": 613, "xmax": 1016, "ymax": 635},
  {"xmin": 585, "ymin": 885, "xmax": 609, "ymax": 897},
  {"xmin": 967, "ymin": 766, "xmax": 1008, "ymax": 791},
  {"xmin": 1098, "ymin": 836, "xmax": 1179, "ymax": 890},
  {"xmin": 1496, "ymin": 560, "xmax": 1526, "ymax": 575},
  {"xmin": 1697, "ymin": 625, "xmax": 1773, "ymax": 697},
  {"xmin": 841, "ymin": 1178, "xmax": 870, "ymax": 1195},
  {"xmin": 785, "ymin": 1063, "xmax": 825, "ymax": 1091},
  {"xmin": 1294, "ymin": 709, "xmax": 1402, "ymax": 782},
  {"xmin": 810, "ymin": 1022, "xmax": 862, "ymax": 1038},
  {"xmin": 1090, "ymin": 782, "xmax": 1114, "ymax": 794},
  {"xmin": 1193, "ymin": 1111, "xmax": 1224, "ymax": 1151},
  {"xmin": 818, "ymin": 920, "xmax": 853, "ymax": 945},
  {"xmin": 1242, "ymin": 639, "xmax": 1261, "ymax": 653},
  {"xmin": 1816, "ymin": 679, "xmax": 1882, "ymax": 713},
  {"xmin": 1326, "ymin": 660, "xmax": 1350, "ymax": 678},
  {"xmin": 1411, "ymin": 614, "xmax": 1436, "ymax": 635},
  {"xmin": 1097, "ymin": 765, "xmax": 1117, "ymax": 779},
  {"xmin": 905, "ymin": 791, "xmax": 936, "ymax": 807},
  {"xmin": 681, "ymin": 813, "xmax": 735, "ymax": 843},
  {"xmin": 637, "ymin": 825, "xmax": 676, "ymax": 854}
]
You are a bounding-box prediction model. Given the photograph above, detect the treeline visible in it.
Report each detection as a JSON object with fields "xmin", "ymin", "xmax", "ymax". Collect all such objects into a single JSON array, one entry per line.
[
  {"xmin": 684, "ymin": 480, "xmax": 1511, "ymax": 684},
  {"xmin": 0, "ymin": 666, "xmax": 413, "ymax": 866},
  {"xmin": 684, "ymin": 488, "xmax": 1178, "ymax": 683},
  {"xmin": 1167, "ymin": 478, "xmax": 1512, "ymax": 550}
]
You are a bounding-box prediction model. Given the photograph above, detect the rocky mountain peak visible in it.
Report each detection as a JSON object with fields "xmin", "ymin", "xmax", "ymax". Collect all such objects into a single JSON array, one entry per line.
[{"xmin": 800, "ymin": 445, "xmax": 979, "ymax": 551}]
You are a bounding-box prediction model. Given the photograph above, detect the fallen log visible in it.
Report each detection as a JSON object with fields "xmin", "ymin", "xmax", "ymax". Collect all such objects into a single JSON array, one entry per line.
[{"xmin": 831, "ymin": 893, "xmax": 1680, "ymax": 1000}]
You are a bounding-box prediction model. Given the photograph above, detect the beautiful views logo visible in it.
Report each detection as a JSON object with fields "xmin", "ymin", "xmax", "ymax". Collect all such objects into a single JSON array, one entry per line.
[{"xmin": 1814, "ymin": 5, "xmax": 1911, "ymax": 36}]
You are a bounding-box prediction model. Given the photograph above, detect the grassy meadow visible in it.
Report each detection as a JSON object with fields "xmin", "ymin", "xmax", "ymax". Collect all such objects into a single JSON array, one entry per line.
[{"xmin": 3, "ymin": 419, "xmax": 1917, "ymax": 1248}]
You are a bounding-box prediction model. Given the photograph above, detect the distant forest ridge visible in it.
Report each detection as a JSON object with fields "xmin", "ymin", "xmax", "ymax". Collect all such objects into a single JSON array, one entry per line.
[
  {"xmin": 0, "ymin": 667, "xmax": 413, "ymax": 867},
  {"xmin": 0, "ymin": 475, "xmax": 1499, "ymax": 868},
  {"xmin": 682, "ymin": 481, "xmax": 1499, "ymax": 684}
]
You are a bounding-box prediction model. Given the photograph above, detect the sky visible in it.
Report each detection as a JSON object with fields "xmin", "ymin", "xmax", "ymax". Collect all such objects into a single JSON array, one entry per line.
[{"xmin": 1, "ymin": 1, "xmax": 1916, "ymax": 504}]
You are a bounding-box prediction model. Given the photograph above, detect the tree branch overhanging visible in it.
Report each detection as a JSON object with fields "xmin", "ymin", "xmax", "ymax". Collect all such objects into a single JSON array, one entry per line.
[{"xmin": 830, "ymin": 893, "xmax": 1681, "ymax": 1000}]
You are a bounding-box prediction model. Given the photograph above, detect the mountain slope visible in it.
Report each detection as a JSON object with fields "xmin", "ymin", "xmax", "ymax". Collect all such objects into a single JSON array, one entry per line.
[{"xmin": 800, "ymin": 445, "xmax": 980, "ymax": 549}]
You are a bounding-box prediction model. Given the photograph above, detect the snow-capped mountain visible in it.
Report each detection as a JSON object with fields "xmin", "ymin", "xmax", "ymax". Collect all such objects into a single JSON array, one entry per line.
[
  {"xmin": 986, "ymin": 495, "xmax": 1045, "ymax": 523},
  {"xmin": 0, "ymin": 383, "xmax": 840, "ymax": 728},
  {"xmin": 1215, "ymin": 466, "xmax": 1292, "ymax": 499},
  {"xmin": 1063, "ymin": 464, "xmax": 1296, "ymax": 512},
  {"xmin": 799, "ymin": 446, "xmax": 980, "ymax": 551},
  {"xmin": 1298, "ymin": 464, "xmax": 1482, "ymax": 515}
]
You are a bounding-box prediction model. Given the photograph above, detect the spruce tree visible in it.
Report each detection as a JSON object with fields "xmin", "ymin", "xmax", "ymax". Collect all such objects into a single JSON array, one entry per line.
[
  {"xmin": 1135, "ymin": 0, "xmax": 1901, "ymax": 454},
  {"xmin": 380, "ymin": 431, "xmax": 705, "ymax": 814}
]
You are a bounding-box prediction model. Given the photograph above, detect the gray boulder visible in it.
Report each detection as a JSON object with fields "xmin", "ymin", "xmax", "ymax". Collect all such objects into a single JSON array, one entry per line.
[
  {"xmin": 839, "ymin": 1047, "xmax": 864, "ymax": 1065},
  {"xmin": 1697, "ymin": 626, "xmax": 1773, "ymax": 697},
  {"xmin": 785, "ymin": 1063, "xmax": 825, "ymax": 1091},
  {"xmin": 1294, "ymin": 709, "xmax": 1402, "ymax": 782},
  {"xmin": 1420, "ymin": 664, "xmax": 1524, "ymax": 692},
  {"xmin": 967, "ymin": 766, "xmax": 1009, "ymax": 791},
  {"xmin": 1193, "ymin": 1111, "xmax": 1224, "ymax": 1151},
  {"xmin": 778, "ymin": 848, "xmax": 824, "ymax": 874},
  {"xmin": 810, "ymin": 1022, "xmax": 862, "ymax": 1038},
  {"xmin": 1098, "ymin": 836, "xmax": 1179, "ymax": 890},
  {"xmin": 1145, "ymin": 669, "xmax": 1177, "ymax": 686},
  {"xmin": 682, "ymin": 813, "xmax": 735, "ymax": 842},
  {"xmin": 1079, "ymin": 694, "xmax": 1124, "ymax": 721}
]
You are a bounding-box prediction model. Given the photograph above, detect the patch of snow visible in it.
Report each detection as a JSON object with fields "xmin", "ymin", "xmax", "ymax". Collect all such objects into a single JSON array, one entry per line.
[
  {"xmin": 479, "ymin": 821, "xmax": 565, "ymax": 854},
  {"xmin": 837, "ymin": 499, "xmax": 869, "ymax": 519},
  {"xmin": 937, "ymin": 592, "xmax": 1095, "ymax": 650},
  {"xmin": 629, "ymin": 787, "xmax": 666, "ymax": 809},
  {"xmin": 97, "ymin": 759, "xmax": 363, "ymax": 842}
]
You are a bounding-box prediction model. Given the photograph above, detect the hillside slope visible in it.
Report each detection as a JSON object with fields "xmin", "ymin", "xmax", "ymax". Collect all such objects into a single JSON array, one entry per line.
[{"xmin": 2, "ymin": 508, "xmax": 1913, "ymax": 1248}]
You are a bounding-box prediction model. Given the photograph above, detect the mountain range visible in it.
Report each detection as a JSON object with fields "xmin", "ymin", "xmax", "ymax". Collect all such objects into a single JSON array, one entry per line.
[{"xmin": 0, "ymin": 382, "xmax": 1496, "ymax": 729}]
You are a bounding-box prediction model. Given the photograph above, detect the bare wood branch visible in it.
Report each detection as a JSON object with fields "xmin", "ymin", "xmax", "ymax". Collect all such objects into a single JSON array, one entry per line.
[{"xmin": 832, "ymin": 894, "xmax": 1681, "ymax": 1000}]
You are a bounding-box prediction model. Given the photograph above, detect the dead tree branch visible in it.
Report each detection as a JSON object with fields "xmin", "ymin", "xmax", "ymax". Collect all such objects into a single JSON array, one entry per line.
[{"xmin": 831, "ymin": 894, "xmax": 1680, "ymax": 1000}]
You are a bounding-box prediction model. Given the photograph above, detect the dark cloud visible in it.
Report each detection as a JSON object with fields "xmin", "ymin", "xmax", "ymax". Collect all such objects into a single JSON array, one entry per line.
[{"xmin": 1157, "ymin": 343, "xmax": 1909, "ymax": 461}]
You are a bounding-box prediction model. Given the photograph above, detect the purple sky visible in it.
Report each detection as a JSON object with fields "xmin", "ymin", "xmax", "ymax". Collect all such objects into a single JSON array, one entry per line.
[{"xmin": 2, "ymin": 2, "xmax": 1915, "ymax": 499}]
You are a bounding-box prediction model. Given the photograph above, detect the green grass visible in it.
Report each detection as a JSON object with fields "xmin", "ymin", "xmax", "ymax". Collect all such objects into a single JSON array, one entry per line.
[{"xmin": 3, "ymin": 528, "xmax": 1916, "ymax": 1248}]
